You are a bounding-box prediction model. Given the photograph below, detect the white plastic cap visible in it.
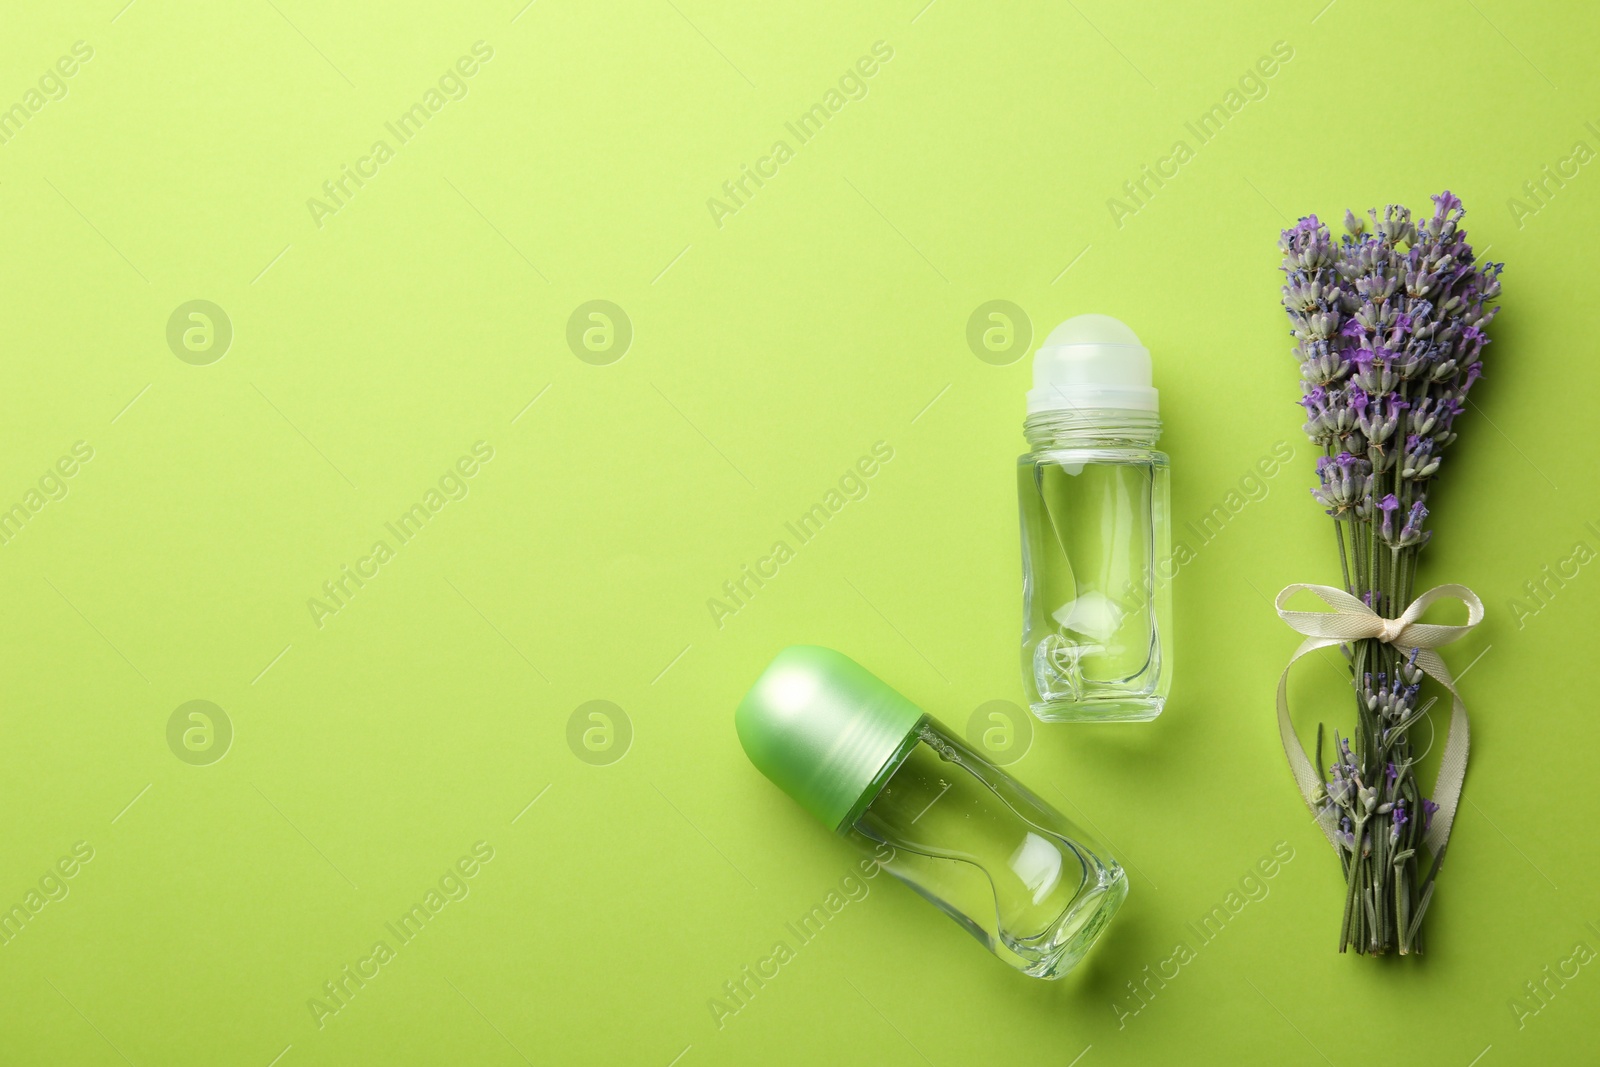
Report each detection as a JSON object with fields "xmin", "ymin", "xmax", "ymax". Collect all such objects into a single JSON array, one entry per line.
[{"xmin": 1027, "ymin": 314, "xmax": 1158, "ymax": 415}]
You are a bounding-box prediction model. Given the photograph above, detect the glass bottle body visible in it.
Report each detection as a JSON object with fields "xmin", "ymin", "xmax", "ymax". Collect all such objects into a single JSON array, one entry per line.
[
  {"xmin": 1017, "ymin": 410, "xmax": 1172, "ymax": 722},
  {"xmin": 846, "ymin": 716, "xmax": 1126, "ymax": 979}
]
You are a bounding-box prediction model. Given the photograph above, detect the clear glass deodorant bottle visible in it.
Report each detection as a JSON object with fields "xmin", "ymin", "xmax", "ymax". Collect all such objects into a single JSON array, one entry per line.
[
  {"xmin": 1019, "ymin": 314, "xmax": 1172, "ymax": 722},
  {"xmin": 736, "ymin": 646, "xmax": 1126, "ymax": 978}
]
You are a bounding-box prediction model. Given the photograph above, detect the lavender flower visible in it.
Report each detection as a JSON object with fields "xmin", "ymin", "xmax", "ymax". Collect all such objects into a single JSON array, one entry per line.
[
  {"xmin": 1422, "ymin": 798, "xmax": 1440, "ymax": 831},
  {"xmin": 1378, "ymin": 494, "xmax": 1401, "ymax": 542},
  {"xmin": 1326, "ymin": 774, "xmax": 1354, "ymax": 807},
  {"xmin": 1277, "ymin": 192, "xmax": 1502, "ymax": 957},
  {"xmin": 1311, "ymin": 451, "xmax": 1372, "ymax": 519},
  {"xmin": 1398, "ymin": 501, "xmax": 1429, "ymax": 547}
]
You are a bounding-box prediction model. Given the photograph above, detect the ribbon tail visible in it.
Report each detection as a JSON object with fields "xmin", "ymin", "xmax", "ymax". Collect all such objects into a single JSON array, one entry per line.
[
  {"xmin": 1277, "ymin": 636, "xmax": 1344, "ymax": 854},
  {"xmin": 1416, "ymin": 650, "xmax": 1470, "ymax": 860}
]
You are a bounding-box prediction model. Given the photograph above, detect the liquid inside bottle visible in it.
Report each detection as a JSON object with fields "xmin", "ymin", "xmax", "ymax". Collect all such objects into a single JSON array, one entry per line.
[{"xmin": 850, "ymin": 719, "xmax": 1126, "ymax": 978}]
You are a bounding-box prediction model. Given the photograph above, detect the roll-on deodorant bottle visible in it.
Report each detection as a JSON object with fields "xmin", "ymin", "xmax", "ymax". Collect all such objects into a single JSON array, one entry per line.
[
  {"xmin": 736, "ymin": 646, "xmax": 1126, "ymax": 978},
  {"xmin": 1018, "ymin": 314, "xmax": 1173, "ymax": 722}
]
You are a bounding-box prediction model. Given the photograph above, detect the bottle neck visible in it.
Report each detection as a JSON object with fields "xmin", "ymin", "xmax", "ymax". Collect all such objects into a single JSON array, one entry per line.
[
  {"xmin": 1024, "ymin": 408, "xmax": 1162, "ymax": 451},
  {"xmin": 841, "ymin": 714, "xmax": 929, "ymax": 830}
]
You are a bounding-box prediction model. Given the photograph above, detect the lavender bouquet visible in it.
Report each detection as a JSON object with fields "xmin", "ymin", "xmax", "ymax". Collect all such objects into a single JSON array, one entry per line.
[{"xmin": 1275, "ymin": 192, "xmax": 1501, "ymax": 955}]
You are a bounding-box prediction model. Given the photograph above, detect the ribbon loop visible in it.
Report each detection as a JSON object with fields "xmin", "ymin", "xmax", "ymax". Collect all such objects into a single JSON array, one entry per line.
[{"xmin": 1273, "ymin": 582, "xmax": 1478, "ymax": 861}]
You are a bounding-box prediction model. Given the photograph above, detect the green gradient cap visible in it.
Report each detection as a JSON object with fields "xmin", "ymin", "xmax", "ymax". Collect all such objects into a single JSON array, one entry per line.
[{"xmin": 735, "ymin": 646, "xmax": 926, "ymax": 831}]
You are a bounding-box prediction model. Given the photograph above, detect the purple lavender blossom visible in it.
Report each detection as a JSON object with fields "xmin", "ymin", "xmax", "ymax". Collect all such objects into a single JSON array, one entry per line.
[
  {"xmin": 1278, "ymin": 193, "xmax": 1501, "ymax": 957},
  {"xmin": 1378, "ymin": 494, "xmax": 1401, "ymax": 541},
  {"xmin": 1399, "ymin": 501, "xmax": 1429, "ymax": 547},
  {"xmin": 1311, "ymin": 451, "xmax": 1374, "ymax": 519},
  {"xmin": 1281, "ymin": 193, "xmax": 1502, "ymax": 531}
]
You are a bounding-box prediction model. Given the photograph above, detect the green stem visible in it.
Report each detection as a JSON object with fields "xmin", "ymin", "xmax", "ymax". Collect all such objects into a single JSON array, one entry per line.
[
  {"xmin": 1343, "ymin": 818, "xmax": 1368, "ymax": 951},
  {"xmin": 1336, "ymin": 520, "xmax": 1352, "ymax": 593}
]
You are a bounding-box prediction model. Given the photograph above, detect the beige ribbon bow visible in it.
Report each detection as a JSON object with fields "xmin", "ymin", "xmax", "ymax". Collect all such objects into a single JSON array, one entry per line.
[{"xmin": 1275, "ymin": 582, "xmax": 1481, "ymax": 859}]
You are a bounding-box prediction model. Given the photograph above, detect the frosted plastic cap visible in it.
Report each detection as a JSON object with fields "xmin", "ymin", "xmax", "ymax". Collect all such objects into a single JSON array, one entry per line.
[
  {"xmin": 735, "ymin": 646, "xmax": 924, "ymax": 832},
  {"xmin": 1027, "ymin": 314, "xmax": 1158, "ymax": 415}
]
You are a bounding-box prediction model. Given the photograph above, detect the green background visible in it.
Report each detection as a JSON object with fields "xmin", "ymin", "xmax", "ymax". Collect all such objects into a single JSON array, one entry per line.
[{"xmin": 2, "ymin": 0, "xmax": 1596, "ymax": 1063}]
